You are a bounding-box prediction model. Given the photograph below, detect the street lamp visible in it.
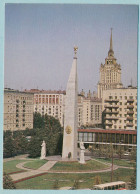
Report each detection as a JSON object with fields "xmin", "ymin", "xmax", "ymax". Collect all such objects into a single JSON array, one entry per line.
[{"xmin": 111, "ymin": 143, "xmax": 114, "ymax": 182}]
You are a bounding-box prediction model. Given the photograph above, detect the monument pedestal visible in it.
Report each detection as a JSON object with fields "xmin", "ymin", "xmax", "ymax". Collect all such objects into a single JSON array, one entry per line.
[{"xmin": 79, "ymin": 149, "xmax": 86, "ymax": 164}]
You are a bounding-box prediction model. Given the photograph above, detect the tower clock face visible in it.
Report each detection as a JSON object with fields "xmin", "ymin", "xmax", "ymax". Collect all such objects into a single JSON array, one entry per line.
[{"xmin": 65, "ymin": 125, "xmax": 72, "ymax": 134}]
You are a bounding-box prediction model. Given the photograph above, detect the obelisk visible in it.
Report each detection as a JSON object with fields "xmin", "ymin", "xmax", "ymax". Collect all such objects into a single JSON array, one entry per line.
[{"xmin": 62, "ymin": 47, "xmax": 78, "ymax": 159}]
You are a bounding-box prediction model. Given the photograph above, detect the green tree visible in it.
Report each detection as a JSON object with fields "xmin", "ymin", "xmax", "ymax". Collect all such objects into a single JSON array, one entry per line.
[
  {"xmin": 3, "ymin": 131, "xmax": 15, "ymax": 158},
  {"xmin": 130, "ymin": 148, "xmax": 137, "ymax": 190},
  {"xmin": 3, "ymin": 172, "xmax": 16, "ymax": 189},
  {"xmin": 94, "ymin": 175, "xmax": 101, "ymax": 185},
  {"xmin": 28, "ymin": 114, "xmax": 63, "ymax": 158},
  {"xmin": 13, "ymin": 130, "xmax": 29, "ymax": 155},
  {"xmin": 28, "ymin": 132, "xmax": 42, "ymax": 158},
  {"xmin": 116, "ymin": 145, "xmax": 124, "ymax": 159},
  {"xmin": 33, "ymin": 112, "xmax": 45, "ymax": 129}
]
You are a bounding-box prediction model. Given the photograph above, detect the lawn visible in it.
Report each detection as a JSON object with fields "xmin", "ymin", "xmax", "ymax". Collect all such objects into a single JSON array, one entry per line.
[
  {"xmin": 23, "ymin": 159, "xmax": 47, "ymax": 170},
  {"xmin": 15, "ymin": 168, "xmax": 134, "ymax": 190},
  {"xmin": 50, "ymin": 159, "xmax": 109, "ymax": 172},
  {"xmin": 95, "ymin": 158, "xmax": 134, "ymax": 167},
  {"xmin": 3, "ymin": 160, "xmax": 28, "ymax": 174}
]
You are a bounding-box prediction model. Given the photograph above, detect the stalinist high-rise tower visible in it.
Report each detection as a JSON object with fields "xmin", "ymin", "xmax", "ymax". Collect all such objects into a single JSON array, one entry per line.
[{"xmin": 97, "ymin": 29, "xmax": 123, "ymax": 99}]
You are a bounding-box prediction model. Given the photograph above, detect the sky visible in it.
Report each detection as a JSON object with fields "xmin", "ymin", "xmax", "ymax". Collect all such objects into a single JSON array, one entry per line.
[{"xmin": 4, "ymin": 4, "xmax": 138, "ymax": 93}]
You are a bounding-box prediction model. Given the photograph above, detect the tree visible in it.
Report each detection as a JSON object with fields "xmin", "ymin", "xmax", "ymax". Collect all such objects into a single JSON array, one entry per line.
[
  {"xmin": 28, "ymin": 134, "xmax": 42, "ymax": 158},
  {"xmin": 33, "ymin": 112, "xmax": 45, "ymax": 129},
  {"xmin": 3, "ymin": 172, "xmax": 16, "ymax": 189},
  {"xmin": 28, "ymin": 114, "xmax": 63, "ymax": 158},
  {"xmin": 3, "ymin": 130, "xmax": 30, "ymax": 158},
  {"xmin": 130, "ymin": 148, "xmax": 137, "ymax": 190},
  {"xmin": 94, "ymin": 175, "xmax": 101, "ymax": 185},
  {"xmin": 3, "ymin": 131, "xmax": 15, "ymax": 158},
  {"xmin": 13, "ymin": 130, "xmax": 29, "ymax": 155},
  {"xmin": 116, "ymin": 145, "xmax": 124, "ymax": 159}
]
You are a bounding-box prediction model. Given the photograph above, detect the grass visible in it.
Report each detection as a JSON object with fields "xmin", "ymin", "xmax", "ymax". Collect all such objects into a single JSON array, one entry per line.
[
  {"xmin": 3, "ymin": 160, "xmax": 28, "ymax": 174},
  {"xmin": 50, "ymin": 160, "xmax": 109, "ymax": 172},
  {"xmin": 23, "ymin": 160, "xmax": 47, "ymax": 170},
  {"xmin": 15, "ymin": 168, "xmax": 134, "ymax": 190},
  {"xmin": 95, "ymin": 158, "xmax": 134, "ymax": 167}
]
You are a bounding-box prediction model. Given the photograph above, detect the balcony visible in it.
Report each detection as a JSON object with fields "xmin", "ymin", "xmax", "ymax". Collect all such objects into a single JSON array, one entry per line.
[
  {"xmin": 105, "ymin": 122, "xmax": 113, "ymax": 126},
  {"xmin": 126, "ymin": 123, "xmax": 133, "ymax": 127},
  {"xmin": 127, "ymin": 111, "xmax": 134, "ymax": 114},
  {"xmin": 16, "ymin": 99, "xmax": 19, "ymax": 103},
  {"xmin": 105, "ymin": 99, "xmax": 119, "ymax": 103},
  {"xmin": 127, "ymin": 116, "xmax": 133, "ymax": 121},
  {"xmin": 104, "ymin": 117, "xmax": 119, "ymax": 120},
  {"xmin": 127, "ymin": 99, "xmax": 134, "ymax": 102},
  {"xmin": 104, "ymin": 110, "xmax": 119, "ymax": 114},
  {"xmin": 127, "ymin": 105, "xmax": 134, "ymax": 109},
  {"xmin": 104, "ymin": 105, "xmax": 119, "ymax": 109}
]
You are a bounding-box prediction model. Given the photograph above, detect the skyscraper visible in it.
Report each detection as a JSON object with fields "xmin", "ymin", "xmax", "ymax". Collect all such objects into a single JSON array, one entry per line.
[{"xmin": 97, "ymin": 29, "xmax": 123, "ymax": 98}]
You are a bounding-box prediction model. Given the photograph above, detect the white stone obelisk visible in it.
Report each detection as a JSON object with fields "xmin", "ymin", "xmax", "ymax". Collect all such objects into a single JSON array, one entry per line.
[{"xmin": 62, "ymin": 47, "xmax": 78, "ymax": 160}]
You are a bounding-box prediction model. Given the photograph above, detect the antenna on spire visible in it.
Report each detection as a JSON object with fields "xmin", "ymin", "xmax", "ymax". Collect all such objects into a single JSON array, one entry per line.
[
  {"xmin": 131, "ymin": 78, "xmax": 133, "ymax": 86},
  {"xmin": 110, "ymin": 28, "xmax": 113, "ymax": 51}
]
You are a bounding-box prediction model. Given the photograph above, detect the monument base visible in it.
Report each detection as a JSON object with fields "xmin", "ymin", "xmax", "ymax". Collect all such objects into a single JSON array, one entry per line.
[
  {"xmin": 40, "ymin": 157, "xmax": 46, "ymax": 160},
  {"xmin": 79, "ymin": 149, "xmax": 86, "ymax": 164}
]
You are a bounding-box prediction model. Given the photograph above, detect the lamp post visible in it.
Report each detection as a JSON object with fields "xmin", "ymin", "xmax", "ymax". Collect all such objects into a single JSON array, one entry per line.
[{"xmin": 111, "ymin": 144, "xmax": 114, "ymax": 182}]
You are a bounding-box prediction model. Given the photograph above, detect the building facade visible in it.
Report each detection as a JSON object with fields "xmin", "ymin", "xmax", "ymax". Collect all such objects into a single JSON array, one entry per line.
[
  {"xmin": 30, "ymin": 90, "xmax": 66, "ymax": 127},
  {"xmin": 78, "ymin": 128, "xmax": 137, "ymax": 147},
  {"xmin": 97, "ymin": 29, "xmax": 123, "ymax": 98},
  {"xmin": 102, "ymin": 87, "xmax": 137, "ymax": 130},
  {"xmin": 4, "ymin": 89, "xmax": 34, "ymax": 131},
  {"xmin": 25, "ymin": 89, "xmax": 102, "ymax": 128},
  {"xmin": 78, "ymin": 91, "xmax": 102, "ymax": 127}
]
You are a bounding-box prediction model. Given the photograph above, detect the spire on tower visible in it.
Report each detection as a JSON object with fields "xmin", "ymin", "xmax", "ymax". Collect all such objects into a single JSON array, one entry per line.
[
  {"xmin": 110, "ymin": 28, "xmax": 113, "ymax": 51},
  {"xmin": 108, "ymin": 28, "xmax": 114, "ymax": 57}
]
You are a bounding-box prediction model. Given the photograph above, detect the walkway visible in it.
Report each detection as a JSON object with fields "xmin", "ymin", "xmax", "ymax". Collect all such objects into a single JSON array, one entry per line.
[
  {"xmin": 10, "ymin": 161, "xmax": 57, "ymax": 181},
  {"xmin": 7, "ymin": 155, "xmax": 133, "ymax": 182}
]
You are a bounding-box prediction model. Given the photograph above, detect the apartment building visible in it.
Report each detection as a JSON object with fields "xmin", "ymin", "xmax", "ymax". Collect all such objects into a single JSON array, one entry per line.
[
  {"xmin": 25, "ymin": 89, "xmax": 66, "ymax": 126},
  {"xmin": 4, "ymin": 88, "xmax": 34, "ymax": 131},
  {"xmin": 102, "ymin": 86, "xmax": 137, "ymax": 130},
  {"xmin": 78, "ymin": 91, "xmax": 102, "ymax": 127}
]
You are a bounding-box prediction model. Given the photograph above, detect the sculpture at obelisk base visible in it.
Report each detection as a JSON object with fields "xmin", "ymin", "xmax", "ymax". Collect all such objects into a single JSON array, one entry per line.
[
  {"xmin": 79, "ymin": 140, "xmax": 86, "ymax": 164},
  {"xmin": 62, "ymin": 47, "xmax": 78, "ymax": 160},
  {"xmin": 40, "ymin": 140, "xmax": 46, "ymax": 159}
]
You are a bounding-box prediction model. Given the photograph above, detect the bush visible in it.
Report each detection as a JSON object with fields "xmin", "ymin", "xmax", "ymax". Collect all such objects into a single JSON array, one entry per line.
[{"xmin": 3, "ymin": 172, "xmax": 16, "ymax": 189}]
